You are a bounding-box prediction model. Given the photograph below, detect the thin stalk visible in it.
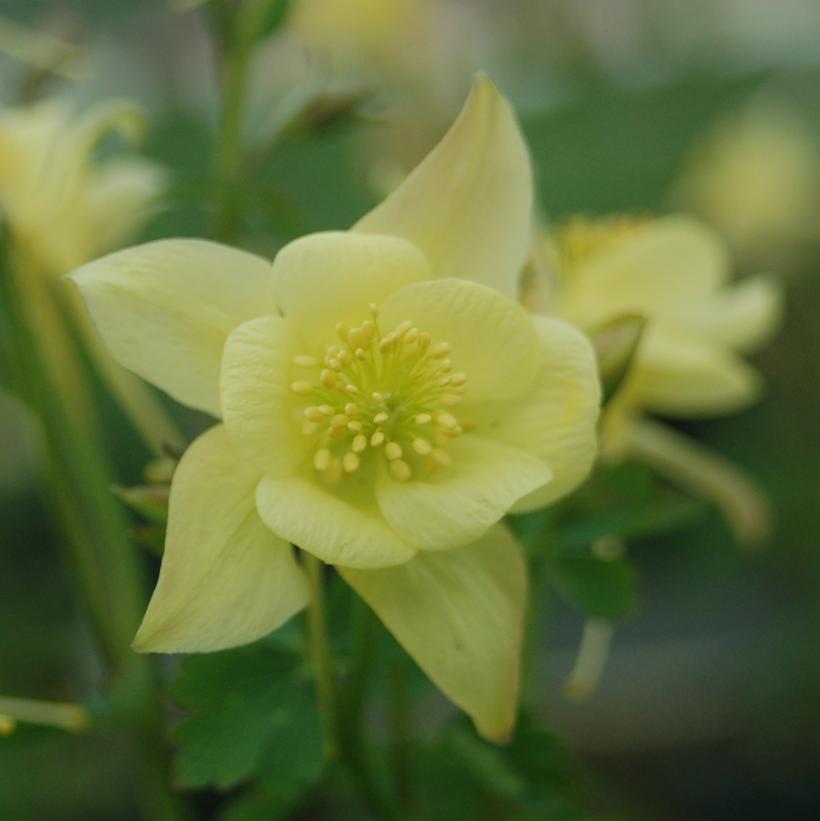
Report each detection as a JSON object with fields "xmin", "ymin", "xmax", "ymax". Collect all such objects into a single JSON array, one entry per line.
[
  {"xmin": 0, "ymin": 696, "xmax": 90, "ymax": 732},
  {"xmin": 387, "ymin": 661, "xmax": 412, "ymax": 811},
  {"xmin": 209, "ymin": 4, "xmax": 254, "ymax": 242},
  {"xmin": 341, "ymin": 601, "xmax": 396, "ymax": 818},
  {"xmin": 303, "ymin": 554, "xmax": 339, "ymax": 760},
  {"xmin": 5, "ymin": 252, "xmax": 147, "ymax": 668}
]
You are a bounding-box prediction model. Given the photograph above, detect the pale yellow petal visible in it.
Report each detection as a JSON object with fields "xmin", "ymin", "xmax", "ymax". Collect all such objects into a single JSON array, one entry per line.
[
  {"xmin": 688, "ymin": 274, "xmax": 783, "ymax": 354},
  {"xmin": 256, "ymin": 471, "xmax": 415, "ymax": 569},
  {"xmin": 379, "ymin": 278, "xmax": 540, "ymax": 400},
  {"xmin": 376, "ymin": 436, "xmax": 550, "ymax": 550},
  {"xmin": 271, "ymin": 231, "xmax": 430, "ymax": 346},
  {"xmin": 339, "ymin": 523, "xmax": 527, "ymax": 742},
  {"xmin": 562, "ymin": 216, "xmax": 730, "ymax": 327},
  {"xmin": 635, "ymin": 328, "xmax": 761, "ymax": 416},
  {"xmin": 68, "ymin": 239, "xmax": 275, "ymax": 416},
  {"xmin": 354, "ymin": 75, "xmax": 533, "ymax": 298},
  {"xmin": 475, "ymin": 316, "xmax": 601, "ymax": 513},
  {"xmin": 133, "ymin": 425, "xmax": 309, "ymax": 653},
  {"xmin": 221, "ymin": 316, "xmax": 310, "ymax": 477}
]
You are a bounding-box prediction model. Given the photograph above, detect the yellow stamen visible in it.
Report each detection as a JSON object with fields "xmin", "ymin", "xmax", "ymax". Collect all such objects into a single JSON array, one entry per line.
[
  {"xmin": 314, "ymin": 449, "xmax": 331, "ymax": 471},
  {"xmin": 389, "ymin": 459, "xmax": 412, "ymax": 481},
  {"xmin": 385, "ymin": 441, "xmax": 403, "ymax": 461}
]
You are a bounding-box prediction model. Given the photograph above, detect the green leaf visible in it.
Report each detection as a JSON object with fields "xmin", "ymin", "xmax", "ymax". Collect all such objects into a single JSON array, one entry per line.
[
  {"xmin": 512, "ymin": 462, "xmax": 704, "ymax": 559},
  {"xmin": 549, "ymin": 553, "xmax": 638, "ymax": 621},
  {"xmin": 171, "ymin": 644, "xmax": 325, "ymax": 797},
  {"xmin": 414, "ymin": 715, "xmax": 584, "ymax": 820}
]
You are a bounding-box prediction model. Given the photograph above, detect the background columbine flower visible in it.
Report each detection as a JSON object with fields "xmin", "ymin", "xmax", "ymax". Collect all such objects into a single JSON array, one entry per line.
[
  {"xmin": 0, "ymin": 95, "xmax": 181, "ymax": 454},
  {"xmin": 0, "ymin": 97, "xmax": 165, "ymax": 273},
  {"xmin": 673, "ymin": 98, "xmax": 820, "ymax": 267},
  {"xmin": 536, "ymin": 215, "xmax": 783, "ymax": 545},
  {"xmin": 70, "ymin": 76, "xmax": 601, "ymax": 741}
]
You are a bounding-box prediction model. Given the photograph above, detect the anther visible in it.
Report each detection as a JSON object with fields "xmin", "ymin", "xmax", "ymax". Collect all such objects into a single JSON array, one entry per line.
[
  {"xmin": 431, "ymin": 342, "xmax": 450, "ymax": 358},
  {"xmin": 327, "ymin": 458, "xmax": 342, "ymax": 483},
  {"xmin": 389, "ymin": 459, "xmax": 412, "ymax": 481},
  {"xmin": 319, "ymin": 405, "xmax": 334, "ymax": 416},
  {"xmin": 328, "ymin": 358, "xmax": 342, "ymax": 371},
  {"xmin": 373, "ymin": 412, "xmax": 389, "ymax": 425},
  {"xmin": 450, "ymin": 373, "xmax": 467, "ymax": 386},
  {"xmin": 343, "ymin": 452, "xmax": 360, "ymax": 473},
  {"xmin": 412, "ymin": 438, "xmax": 432, "ymax": 455},
  {"xmin": 369, "ymin": 303, "xmax": 379, "ymax": 316},
  {"xmin": 441, "ymin": 394, "xmax": 462, "ymax": 406},
  {"xmin": 432, "ymin": 449, "xmax": 452, "ymax": 466},
  {"xmin": 304, "ymin": 406, "xmax": 324, "ymax": 421},
  {"xmin": 313, "ymin": 449, "xmax": 331, "ymax": 471},
  {"xmin": 302, "ymin": 421, "xmax": 318, "ymax": 435},
  {"xmin": 344, "ymin": 403, "xmax": 358, "ymax": 416},
  {"xmin": 290, "ymin": 381, "xmax": 312, "ymax": 395},
  {"xmin": 336, "ymin": 322, "xmax": 349, "ymax": 343},
  {"xmin": 385, "ymin": 442, "xmax": 403, "ymax": 461},
  {"xmin": 348, "ymin": 327, "xmax": 367, "ymax": 349},
  {"xmin": 395, "ymin": 320, "xmax": 413, "ymax": 337},
  {"xmin": 370, "ymin": 430, "xmax": 385, "ymax": 447},
  {"xmin": 330, "ymin": 414, "xmax": 348, "ymax": 429},
  {"xmin": 372, "ymin": 392, "xmax": 384, "ymax": 402},
  {"xmin": 415, "ymin": 413, "xmax": 432, "ymax": 424},
  {"xmin": 320, "ymin": 369, "xmax": 336, "ymax": 388},
  {"xmin": 418, "ymin": 332, "xmax": 431, "ymax": 349},
  {"xmin": 352, "ymin": 434, "xmax": 368, "ymax": 453},
  {"xmin": 437, "ymin": 412, "xmax": 458, "ymax": 429},
  {"xmin": 347, "ymin": 421, "xmax": 363, "ymax": 432}
]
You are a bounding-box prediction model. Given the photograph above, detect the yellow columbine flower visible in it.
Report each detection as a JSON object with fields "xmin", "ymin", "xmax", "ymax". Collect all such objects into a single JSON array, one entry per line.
[
  {"xmin": 69, "ymin": 77, "xmax": 601, "ymax": 741},
  {"xmin": 674, "ymin": 99, "xmax": 820, "ymax": 264},
  {"xmin": 0, "ymin": 97, "xmax": 164, "ymax": 273},
  {"xmin": 0, "ymin": 96, "xmax": 182, "ymax": 453},
  {"xmin": 540, "ymin": 215, "xmax": 783, "ymax": 546}
]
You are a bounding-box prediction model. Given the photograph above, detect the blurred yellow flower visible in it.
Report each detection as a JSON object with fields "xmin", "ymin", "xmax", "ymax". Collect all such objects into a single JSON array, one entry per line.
[
  {"xmin": 0, "ymin": 96, "xmax": 181, "ymax": 454},
  {"xmin": 537, "ymin": 215, "xmax": 783, "ymax": 546},
  {"xmin": 674, "ymin": 100, "xmax": 820, "ymax": 265},
  {"xmin": 0, "ymin": 98, "xmax": 164, "ymax": 273},
  {"xmin": 291, "ymin": 0, "xmax": 430, "ymax": 65},
  {"xmin": 71, "ymin": 77, "xmax": 601, "ymax": 741}
]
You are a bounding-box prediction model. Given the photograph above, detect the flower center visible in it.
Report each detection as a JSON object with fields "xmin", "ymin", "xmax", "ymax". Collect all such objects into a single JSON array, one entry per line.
[{"xmin": 289, "ymin": 303, "xmax": 468, "ymax": 483}]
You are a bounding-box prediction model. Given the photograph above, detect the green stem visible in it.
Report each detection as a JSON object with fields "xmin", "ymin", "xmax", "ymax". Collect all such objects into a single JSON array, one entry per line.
[
  {"xmin": 387, "ymin": 661, "xmax": 412, "ymax": 811},
  {"xmin": 3, "ymin": 249, "xmax": 146, "ymax": 670},
  {"xmin": 0, "ymin": 248, "xmax": 186, "ymax": 820},
  {"xmin": 340, "ymin": 600, "xmax": 398, "ymax": 820},
  {"xmin": 304, "ymin": 554, "xmax": 339, "ymax": 760}
]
